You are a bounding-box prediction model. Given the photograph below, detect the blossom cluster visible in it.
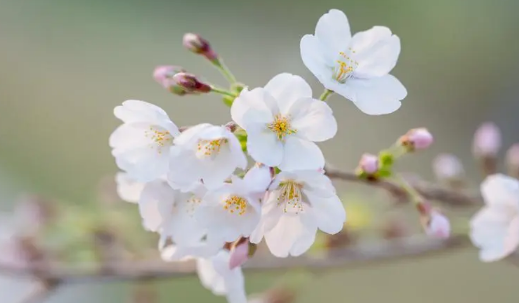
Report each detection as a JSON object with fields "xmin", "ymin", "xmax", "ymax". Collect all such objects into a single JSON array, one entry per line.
[{"xmin": 110, "ymin": 9, "xmax": 407, "ymax": 303}]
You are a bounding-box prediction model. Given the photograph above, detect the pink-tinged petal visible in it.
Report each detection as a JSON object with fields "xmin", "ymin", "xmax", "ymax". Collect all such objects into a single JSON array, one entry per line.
[
  {"xmin": 425, "ymin": 211, "xmax": 451, "ymax": 239},
  {"xmin": 288, "ymin": 98, "xmax": 337, "ymax": 142},
  {"xmin": 138, "ymin": 180, "xmax": 174, "ymax": 232},
  {"xmin": 231, "ymin": 88, "xmax": 276, "ymax": 130},
  {"xmin": 314, "ymin": 9, "xmax": 351, "ymax": 55},
  {"xmin": 114, "ymin": 100, "xmax": 171, "ymax": 124},
  {"xmin": 115, "ymin": 172, "xmax": 145, "ymax": 203},
  {"xmin": 229, "ymin": 241, "xmax": 249, "ymax": 270},
  {"xmin": 263, "ymin": 73, "xmax": 313, "ymax": 115},
  {"xmin": 279, "ymin": 137, "xmax": 324, "ymax": 171},
  {"xmin": 350, "ymin": 26, "xmax": 400, "ymax": 78},
  {"xmin": 264, "ymin": 213, "xmax": 318, "ymax": 257}
]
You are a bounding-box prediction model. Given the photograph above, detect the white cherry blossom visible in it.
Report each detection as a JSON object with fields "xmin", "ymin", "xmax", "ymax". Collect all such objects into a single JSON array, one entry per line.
[
  {"xmin": 300, "ymin": 9, "xmax": 407, "ymax": 115},
  {"xmin": 195, "ymin": 167, "xmax": 269, "ymax": 243},
  {"xmin": 231, "ymin": 73, "xmax": 337, "ymax": 170},
  {"xmin": 168, "ymin": 123, "xmax": 247, "ymax": 191},
  {"xmin": 251, "ymin": 170, "xmax": 346, "ymax": 257},
  {"xmin": 138, "ymin": 179, "xmax": 208, "ymax": 248},
  {"xmin": 470, "ymin": 174, "xmax": 519, "ymax": 262},
  {"xmin": 197, "ymin": 250, "xmax": 247, "ymax": 303},
  {"xmin": 115, "ymin": 172, "xmax": 146, "ymax": 203},
  {"xmin": 109, "ymin": 100, "xmax": 180, "ymax": 181}
]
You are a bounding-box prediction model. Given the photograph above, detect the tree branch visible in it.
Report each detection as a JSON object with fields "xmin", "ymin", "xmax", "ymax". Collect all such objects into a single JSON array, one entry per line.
[
  {"xmin": 324, "ymin": 165, "xmax": 481, "ymax": 206},
  {"xmin": 0, "ymin": 236, "xmax": 468, "ymax": 284}
]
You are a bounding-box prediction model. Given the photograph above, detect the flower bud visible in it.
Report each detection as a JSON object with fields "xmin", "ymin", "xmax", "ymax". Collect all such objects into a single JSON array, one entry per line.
[
  {"xmin": 229, "ymin": 240, "xmax": 249, "ymax": 270},
  {"xmin": 506, "ymin": 143, "xmax": 519, "ymax": 179},
  {"xmin": 473, "ymin": 122, "xmax": 501, "ymax": 158},
  {"xmin": 422, "ymin": 210, "xmax": 450, "ymax": 239},
  {"xmin": 433, "ymin": 154, "xmax": 464, "ymax": 186},
  {"xmin": 358, "ymin": 153, "xmax": 379, "ymax": 175},
  {"xmin": 153, "ymin": 65, "xmax": 187, "ymax": 95},
  {"xmin": 183, "ymin": 33, "xmax": 218, "ymax": 61},
  {"xmin": 172, "ymin": 72, "xmax": 211, "ymax": 94},
  {"xmin": 399, "ymin": 128, "xmax": 433, "ymax": 152}
]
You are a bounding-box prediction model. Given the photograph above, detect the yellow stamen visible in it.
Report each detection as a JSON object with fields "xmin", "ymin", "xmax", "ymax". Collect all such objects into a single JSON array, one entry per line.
[
  {"xmin": 277, "ymin": 180, "xmax": 304, "ymax": 214},
  {"xmin": 267, "ymin": 114, "xmax": 297, "ymax": 141},
  {"xmin": 145, "ymin": 126, "xmax": 173, "ymax": 154},
  {"xmin": 223, "ymin": 195, "xmax": 247, "ymax": 215}
]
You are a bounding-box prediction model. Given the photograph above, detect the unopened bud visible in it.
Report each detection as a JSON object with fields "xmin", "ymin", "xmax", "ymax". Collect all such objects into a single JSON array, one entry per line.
[
  {"xmin": 183, "ymin": 33, "xmax": 218, "ymax": 61},
  {"xmin": 507, "ymin": 144, "xmax": 519, "ymax": 179},
  {"xmin": 229, "ymin": 240, "xmax": 249, "ymax": 270},
  {"xmin": 422, "ymin": 210, "xmax": 450, "ymax": 239},
  {"xmin": 473, "ymin": 122, "xmax": 501, "ymax": 176},
  {"xmin": 433, "ymin": 154, "xmax": 464, "ymax": 187},
  {"xmin": 153, "ymin": 65, "xmax": 187, "ymax": 95},
  {"xmin": 473, "ymin": 122, "xmax": 501, "ymax": 158},
  {"xmin": 399, "ymin": 128, "xmax": 433, "ymax": 152},
  {"xmin": 173, "ymin": 72, "xmax": 211, "ymax": 94},
  {"xmin": 358, "ymin": 153, "xmax": 379, "ymax": 175}
]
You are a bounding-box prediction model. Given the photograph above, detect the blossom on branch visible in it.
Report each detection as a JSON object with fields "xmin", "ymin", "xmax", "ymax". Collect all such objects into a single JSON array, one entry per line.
[
  {"xmin": 110, "ymin": 100, "xmax": 180, "ymax": 182},
  {"xmin": 251, "ymin": 170, "xmax": 345, "ymax": 257},
  {"xmin": 231, "ymin": 73, "xmax": 337, "ymax": 170},
  {"xmin": 300, "ymin": 9, "xmax": 406, "ymax": 115},
  {"xmin": 470, "ymin": 174, "xmax": 519, "ymax": 262}
]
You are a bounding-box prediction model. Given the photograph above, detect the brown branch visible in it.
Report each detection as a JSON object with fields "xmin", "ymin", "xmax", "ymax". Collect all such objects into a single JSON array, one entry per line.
[
  {"xmin": 0, "ymin": 235, "xmax": 468, "ymax": 284},
  {"xmin": 324, "ymin": 165, "xmax": 481, "ymax": 206}
]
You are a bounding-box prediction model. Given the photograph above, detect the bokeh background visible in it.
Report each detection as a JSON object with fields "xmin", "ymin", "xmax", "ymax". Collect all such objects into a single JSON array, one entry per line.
[{"xmin": 1, "ymin": 0, "xmax": 519, "ymax": 302}]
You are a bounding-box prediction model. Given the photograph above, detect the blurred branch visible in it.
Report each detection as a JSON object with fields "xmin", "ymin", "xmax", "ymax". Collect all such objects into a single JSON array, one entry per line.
[
  {"xmin": 0, "ymin": 235, "xmax": 468, "ymax": 284},
  {"xmin": 324, "ymin": 164, "xmax": 481, "ymax": 206}
]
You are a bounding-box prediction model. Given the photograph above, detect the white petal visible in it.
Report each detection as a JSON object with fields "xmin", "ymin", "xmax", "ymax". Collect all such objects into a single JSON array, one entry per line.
[
  {"xmin": 243, "ymin": 165, "xmax": 272, "ymax": 196},
  {"xmin": 300, "ymin": 35, "xmax": 334, "ymax": 83},
  {"xmin": 469, "ymin": 206, "xmax": 512, "ymax": 261},
  {"xmin": 350, "ymin": 26, "xmax": 400, "ymax": 78},
  {"xmin": 231, "ymin": 88, "xmax": 277, "ymax": 130},
  {"xmin": 263, "ymin": 73, "xmax": 313, "ymax": 115},
  {"xmin": 315, "ymin": 9, "xmax": 351, "ymax": 55},
  {"xmin": 279, "ymin": 137, "xmax": 324, "ymax": 171},
  {"xmin": 138, "ymin": 180, "xmax": 175, "ymax": 232},
  {"xmin": 246, "ymin": 126, "xmax": 284, "ymax": 167},
  {"xmin": 114, "ymin": 100, "xmax": 171, "ymax": 124},
  {"xmin": 481, "ymin": 174, "xmax": 519, "ymax": 208},
  {"xmin": 333, "ymin": 75, "xmax": 406, "ymax": 115},
  {"xmin": 115, "ymin": 172, "xmax": 145, "ymax": 203},
  {"xmin": 264, "ymin": 213, "xmax": 317, "ymax": 257},
  {"xmin": 305, "ymin": 190, "xmax": 346, "ymax": 234},
  {"xmin": 289, "ymin": 98, "xmax": 337, "ymax": 142},
  {"xmin": 167, "ymin": 147, "xmax": 201, "ymax": 192},
  {"xmin": 197, "ymin": 257, "xmax": 227, "ymax": 295},
  {"xmin": 115, "ymin": 146, "xmax": 169, "ymax": 182},
  {"xmin": 174, "ymin": 123, "xmax": 212, "ymax": 146}
]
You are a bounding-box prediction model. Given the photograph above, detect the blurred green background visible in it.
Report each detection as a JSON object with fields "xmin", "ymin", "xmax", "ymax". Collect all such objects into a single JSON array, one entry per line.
[{"xmin": 1, "ymin": 0, "xmax": 519, "ymax": 302}]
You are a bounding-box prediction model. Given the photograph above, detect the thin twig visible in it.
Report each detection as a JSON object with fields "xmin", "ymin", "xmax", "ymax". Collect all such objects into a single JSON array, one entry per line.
[
  {"xmin": 0, "ymin": 236, "xmax": 468, "ymax": 284},
  {"xmin": 324, "ymin": 165, "xmax": 481, "ymax": 206}
]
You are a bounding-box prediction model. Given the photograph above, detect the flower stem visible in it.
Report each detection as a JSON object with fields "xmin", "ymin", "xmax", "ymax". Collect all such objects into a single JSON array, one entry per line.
[
  {"xmin": 395, "ymin": 174, "xmax": 424, "ymax": 206},
  {"xmin": 319, "ymin": 89, "xmax": 333, "ymax": 101},
  {"xmin": 210, "ymin": 86, "xmax": 237, "ymax": 98},
  {"xmin": 212, "ymin": 58, "xmax": 237, "ymax": 84}
]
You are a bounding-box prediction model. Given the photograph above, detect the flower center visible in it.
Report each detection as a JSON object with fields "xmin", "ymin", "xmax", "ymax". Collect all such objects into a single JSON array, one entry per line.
[
  {"xmin": 277, "ymin": 180, "xmax": 304, "ymax": 214},
  {"xmin": 185, "ymin": 195, "xmax": 202, "ymax": 216},
  {"xmin": 197, "ymin": 138, "xmax": 228, "ymax": 158},
  {"xmin": 145, "ymin": 126, "xmax": 173, "ymax": 154},
  {"xmin": 333, "ymin": 48, "xmax": 358, "ymax": 83},
  {"xmin": 223, "ymin": 195, "xmax": 247, "ymax": 215},
  {"xmin": 267, "ymin": 114, "xmax": 297, "ymax": 141}
]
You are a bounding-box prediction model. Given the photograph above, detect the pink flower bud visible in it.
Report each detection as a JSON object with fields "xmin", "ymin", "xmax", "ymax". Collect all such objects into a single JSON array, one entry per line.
[
  {"xmin": 473, "ymin": 122, "xmax": 501, "ymax": 158},
  {"xmin": 400, "ymin": 128, "xmax": 433, "ymax": 151},
  {"xmin": 153, "ymin": 66, "xmax": 187, "ymax": 95},
  {"xmin": 425, "ymin": 210, "xmax": 450, "ymax": 239},
  {"xmin": 359, "ymin": 153, "xmax": 379, "ymax": 175},
  {"xmin": 183, "ymin": 33, "xmax": 218, "ymax": 61},
  {"xmin": 172, "ymin": 72, "xmax": 211, "ymax": 93},
  {"xmin": 433, "ymin": 154, "xmax": 464, "ymax": 181},
  {"xmin": 229, "ymin": 240, "xmax": 249, "ymax": 270},
  {"xmin": 506, "ymin": 144, "xmax": 519, "ymax": 171}
]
